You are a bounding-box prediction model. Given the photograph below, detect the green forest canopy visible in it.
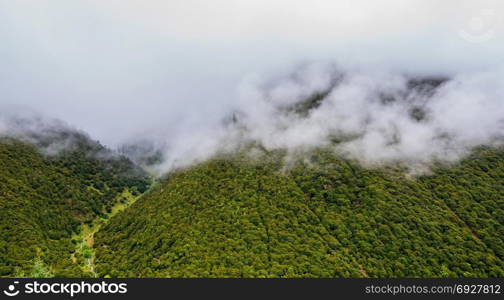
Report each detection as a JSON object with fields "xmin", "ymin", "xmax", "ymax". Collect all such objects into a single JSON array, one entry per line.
[
  {"xmin": 1, "ymin": 136, "xmax": 503, "ymax": 278},
  {"xmin": 95, "ymin": 147, "xmax": 504, "ymax": 278},
  {"xmin": 0, "ymin": 138, "xmax": 150, "ymax": 277}
]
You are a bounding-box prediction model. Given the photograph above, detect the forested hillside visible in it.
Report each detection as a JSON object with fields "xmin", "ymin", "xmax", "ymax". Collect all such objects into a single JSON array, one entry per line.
[
  {"xmin": 0, "ymin": 137, "xmax": 150, "ymax": 277},
  {"xmin": 94, "ymin": 147, "xmax": 504, "ymax": 278},
  {"xmin": 2, "ymin": 129, "xmax": 503, "ymax": 278}
]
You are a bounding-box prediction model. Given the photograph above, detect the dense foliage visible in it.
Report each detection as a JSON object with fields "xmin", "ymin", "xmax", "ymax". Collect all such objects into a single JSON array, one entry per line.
[
  {"xmin": 95, "ymin": 147, "xmax": 504, "ymax": 277},
  {"xmin": 2, "ymin": 128, "xmax": 503, "ymax": 278},
  {"xmin": 0, "ymin": 138, "xmax": 150, "ymax": 277}
]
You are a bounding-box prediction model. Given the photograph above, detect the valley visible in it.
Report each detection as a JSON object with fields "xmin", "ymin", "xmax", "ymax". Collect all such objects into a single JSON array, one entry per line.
[{"xmin": 71, "ymin": 189, "xmax": 143, "ymax": 277}]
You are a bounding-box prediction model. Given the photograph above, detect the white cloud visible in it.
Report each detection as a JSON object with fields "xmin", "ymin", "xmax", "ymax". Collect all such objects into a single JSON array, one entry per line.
[{"xmin": 0, "ymin": 0, "xmax": 503, "ymax": 173}]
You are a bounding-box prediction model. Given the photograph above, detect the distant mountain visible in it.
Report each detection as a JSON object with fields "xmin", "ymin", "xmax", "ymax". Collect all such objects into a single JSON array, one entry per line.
[
  {"xmin": 118, "ymin": 139, "xmax": 165, "ymax": 170},
  {"xmin": 94, "ymin": 147, "xmax": 504, "ymax": 277}
]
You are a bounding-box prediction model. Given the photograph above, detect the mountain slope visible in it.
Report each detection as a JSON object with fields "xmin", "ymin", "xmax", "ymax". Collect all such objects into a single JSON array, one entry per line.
[
  {"xmin": 0, "ymin": 137, "xmax": 150, "ymax": 277},
  {"xmin": 289, "ymin": 148, "xmax": 504, "ymax": 277},
  {"xmin": 95, "ymin": 148, "xmax": 504, "ymax": 277},
  {"xmin": 95, "ymin": 156, "xmax": 361, "ymax": 277}
]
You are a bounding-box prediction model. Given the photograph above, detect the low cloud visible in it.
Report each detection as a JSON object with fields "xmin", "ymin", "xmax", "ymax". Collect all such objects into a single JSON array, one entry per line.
[
  {"xmin": 114, "ymin": 64, "xmax": 504, "ymax": 174},
  {"xmin": 1, "ymin": 1, "xmax": 503, "ymax": 174},
  {"xmin": 238, "ymin": 66, "xmax": 503, "ymax": 165}
]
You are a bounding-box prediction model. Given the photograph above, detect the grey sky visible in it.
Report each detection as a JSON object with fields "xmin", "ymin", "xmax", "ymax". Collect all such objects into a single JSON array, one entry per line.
[{"xmin": 1, "ymin": 0, "xmax": 503, "ymax": 172}]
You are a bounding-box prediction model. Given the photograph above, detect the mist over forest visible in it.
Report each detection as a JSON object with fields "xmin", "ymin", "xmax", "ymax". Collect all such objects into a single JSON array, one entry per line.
[{"xmin": 1, "ymin": 0, "xmax": 504, "ymax": 280}]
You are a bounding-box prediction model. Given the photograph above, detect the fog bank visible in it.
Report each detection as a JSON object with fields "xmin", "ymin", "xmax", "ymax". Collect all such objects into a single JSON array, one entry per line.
[{"xmin": 1, "ymin": 0, "xmax": 503, "ymax": 173}]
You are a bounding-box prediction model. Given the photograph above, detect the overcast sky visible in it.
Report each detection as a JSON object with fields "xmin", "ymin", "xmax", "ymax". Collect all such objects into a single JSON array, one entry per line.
[{"xmin": 0, "ymin": 0, "xmax": 503, "ymax": 149}]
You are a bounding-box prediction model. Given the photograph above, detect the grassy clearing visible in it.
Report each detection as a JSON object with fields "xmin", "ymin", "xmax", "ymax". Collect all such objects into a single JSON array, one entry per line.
[{"xmin": 71, "ymin": 189, "xmax": 141, "ymax": 276}]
